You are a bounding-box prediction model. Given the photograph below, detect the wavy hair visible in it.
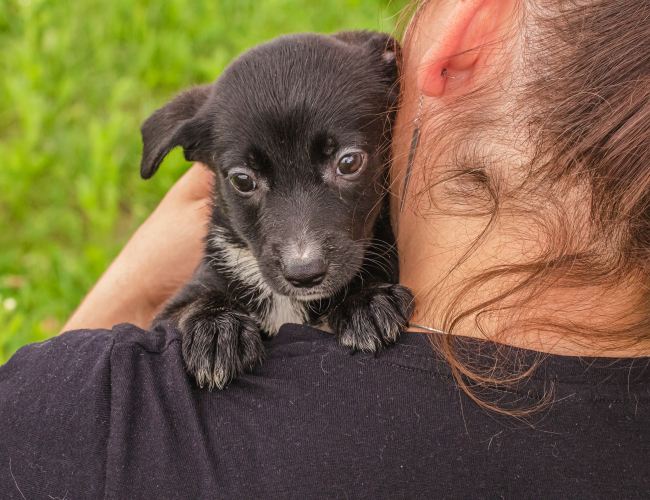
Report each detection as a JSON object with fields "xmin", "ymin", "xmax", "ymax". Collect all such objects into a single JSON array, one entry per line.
[{"xmin": 395, "ymin": 0, "xmax": 650, "ymax": 417}]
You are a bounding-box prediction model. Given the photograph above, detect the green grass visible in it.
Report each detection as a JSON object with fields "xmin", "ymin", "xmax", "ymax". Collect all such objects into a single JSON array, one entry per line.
[{"xmin": 0, "ymin": 0, "xmax": 408, "ymax": 363}]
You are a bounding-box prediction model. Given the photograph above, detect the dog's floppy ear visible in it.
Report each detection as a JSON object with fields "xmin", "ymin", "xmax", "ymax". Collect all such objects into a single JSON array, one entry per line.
[
  {"xmin": 140, "ymin": 84, "xmax": 213, "ymax": 179},
  {"xmin": 332, "ymin": 30, "xmax": 400, "ymax": 81}
]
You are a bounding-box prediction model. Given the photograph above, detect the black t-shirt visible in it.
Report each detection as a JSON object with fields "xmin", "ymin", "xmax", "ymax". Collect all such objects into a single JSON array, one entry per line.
[{"xmin": 0, "ymin": 322, "xmax": 648, "ymax": 499}]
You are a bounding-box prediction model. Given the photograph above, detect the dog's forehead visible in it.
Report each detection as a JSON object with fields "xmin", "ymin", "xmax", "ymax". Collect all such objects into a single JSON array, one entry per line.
[
  {"xmin": 211, "ymin": 34, "xmax": 387, "ymax": 154},
  {"xmin": 224, "ymin": 33, "xmax": 378, "ymax": 97}
]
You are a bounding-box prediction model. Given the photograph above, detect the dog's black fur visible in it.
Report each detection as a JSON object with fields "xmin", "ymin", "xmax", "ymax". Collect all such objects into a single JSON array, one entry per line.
[{"xmin": 140, "ymin": 31, "xmax": 414, "ymax": 389}]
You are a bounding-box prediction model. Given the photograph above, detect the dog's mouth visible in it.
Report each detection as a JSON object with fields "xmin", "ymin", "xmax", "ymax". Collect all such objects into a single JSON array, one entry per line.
[
  {"xmin": 291, "ymin": 290, "xmax": 332, "ymax": 301},
  {"xmin": 276, "ymin": 277, "xmax": 332, "ymax": 301},
  {"xmin": 270, "ymin": 262, "xmax": 361, "ymax": 301}
]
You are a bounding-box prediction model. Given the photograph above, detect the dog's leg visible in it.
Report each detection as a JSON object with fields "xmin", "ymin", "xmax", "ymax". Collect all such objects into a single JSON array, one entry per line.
[
  {"xmin": 328, "ymin": 284, "xmax": 415, "ymax": 353},
  {"xmin": 153, "ymin": 286, "xmax": 263, "ymax": 389}
]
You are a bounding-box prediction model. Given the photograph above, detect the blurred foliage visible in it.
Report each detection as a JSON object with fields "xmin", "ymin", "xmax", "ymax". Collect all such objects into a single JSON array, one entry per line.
[{"xmin": 0, "ymin": 0, "xmax": 408, "ymax": 362}]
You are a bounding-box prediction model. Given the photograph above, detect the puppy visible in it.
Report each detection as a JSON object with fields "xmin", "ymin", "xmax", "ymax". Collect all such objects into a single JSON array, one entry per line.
[{"xmin": 140, "ymin": 31, "xmax": 414, "ymax": 389}]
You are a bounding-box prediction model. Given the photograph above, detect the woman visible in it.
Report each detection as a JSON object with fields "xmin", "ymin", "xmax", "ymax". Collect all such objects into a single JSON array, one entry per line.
[{"xmin": 1, "ymin": 0, "xmax": 648, "ymax": 497}]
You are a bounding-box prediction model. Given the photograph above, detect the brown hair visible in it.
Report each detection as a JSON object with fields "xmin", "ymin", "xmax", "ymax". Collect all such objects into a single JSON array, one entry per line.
[{"xmin": 397, "ymin": 0, "xmax": 650, "ymax": 417}]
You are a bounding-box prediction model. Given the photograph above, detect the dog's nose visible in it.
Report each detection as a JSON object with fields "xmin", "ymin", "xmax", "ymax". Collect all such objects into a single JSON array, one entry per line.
[{"xmin": 283, "ymin": 258, "xmax": 329, "ymax": 288}]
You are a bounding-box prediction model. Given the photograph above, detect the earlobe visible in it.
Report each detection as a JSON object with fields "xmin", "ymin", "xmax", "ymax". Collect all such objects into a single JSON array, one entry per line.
[{"xmin": 416, "ymin": 0, "xmax": 513, "ymax": 97}]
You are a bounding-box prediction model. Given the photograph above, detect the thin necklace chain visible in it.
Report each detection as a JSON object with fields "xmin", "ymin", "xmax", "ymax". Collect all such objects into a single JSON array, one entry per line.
[{"xmin": 409, "ymin": 323, "xmax": 449, "ymax": 335}]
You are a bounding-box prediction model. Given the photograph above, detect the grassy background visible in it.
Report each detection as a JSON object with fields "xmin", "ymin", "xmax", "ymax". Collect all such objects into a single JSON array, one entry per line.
[{"xmin": 0, "ymin": 0, "xmax": 408, "ymax": 363}]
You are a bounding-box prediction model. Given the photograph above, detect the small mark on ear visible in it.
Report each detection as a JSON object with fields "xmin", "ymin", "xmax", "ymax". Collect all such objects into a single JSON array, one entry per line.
[{"xmin": 441, "ymin": 68, "xmax": 455, "ymax": 80}]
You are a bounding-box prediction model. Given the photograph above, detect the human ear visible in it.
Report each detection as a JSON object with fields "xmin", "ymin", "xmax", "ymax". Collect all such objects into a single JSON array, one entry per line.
[
  {"xmin": 140, "ymin": 84, "xmax": 214, "ymax": 179},
  {"xmin": 416, "ymin": 0, "xmax": 516, "ymax": 97}
]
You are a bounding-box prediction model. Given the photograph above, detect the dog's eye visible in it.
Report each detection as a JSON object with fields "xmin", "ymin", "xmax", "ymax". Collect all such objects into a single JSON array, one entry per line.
[
  {"xmin": 230, "ymin": 173, "xmax": 256, "ymax": 193},
  {"xmin": 337, "ymin": 153, "xmax": 365, "ymax": 176}
]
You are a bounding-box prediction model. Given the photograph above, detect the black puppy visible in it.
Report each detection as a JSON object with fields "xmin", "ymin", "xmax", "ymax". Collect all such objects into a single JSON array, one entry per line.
[{"xmin": 140, "ymin": 31, "xmax": 414, "ymax": 389}]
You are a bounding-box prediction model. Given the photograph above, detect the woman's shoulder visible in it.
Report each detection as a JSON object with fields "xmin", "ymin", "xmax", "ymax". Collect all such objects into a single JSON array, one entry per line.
[{"xmin": 1, "ymin": 323, "xmax": 648, "ymax": 498}]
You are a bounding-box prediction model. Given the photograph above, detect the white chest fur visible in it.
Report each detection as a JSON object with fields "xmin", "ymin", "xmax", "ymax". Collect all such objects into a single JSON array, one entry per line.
[{"xmin": 258, "ymin": 292, "xmax": 308, "ymax": 334}]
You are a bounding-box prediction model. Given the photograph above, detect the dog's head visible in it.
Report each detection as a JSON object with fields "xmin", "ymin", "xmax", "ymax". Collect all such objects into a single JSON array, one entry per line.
[{"xmin": 141, "ymin": 31, "xmax": 399, "ymax": 299}]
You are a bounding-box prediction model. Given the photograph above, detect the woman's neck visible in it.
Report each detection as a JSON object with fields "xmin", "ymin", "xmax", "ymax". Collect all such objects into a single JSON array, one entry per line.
[{"xmin": 396, "ymin": 198, "xmax": 650, "ymax": 358}]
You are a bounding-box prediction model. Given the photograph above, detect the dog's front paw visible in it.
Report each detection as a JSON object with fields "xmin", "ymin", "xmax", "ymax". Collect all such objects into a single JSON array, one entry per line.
[
  {"xmin": 179, "ymin": 308, "xmax": 263, "ymax": 389},
  {"xmin": 331, "ymin": 284, "xmax": 414, "ymax": 353}
]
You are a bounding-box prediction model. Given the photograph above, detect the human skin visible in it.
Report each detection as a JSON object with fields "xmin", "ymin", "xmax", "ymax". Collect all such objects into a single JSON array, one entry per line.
[
  {"xmin": 64, "ymin": 1, "xmax": 649, "ymax": 358},
  {"xmin": 393, "ymin": 0, "xmax": 648, "ymax": 357}
]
